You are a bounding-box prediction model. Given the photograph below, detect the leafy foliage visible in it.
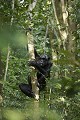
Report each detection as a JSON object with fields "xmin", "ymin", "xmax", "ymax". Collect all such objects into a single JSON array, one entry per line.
[{"xmin": 0, "ymin": 0, "xmax": 80, "ymax": 120}]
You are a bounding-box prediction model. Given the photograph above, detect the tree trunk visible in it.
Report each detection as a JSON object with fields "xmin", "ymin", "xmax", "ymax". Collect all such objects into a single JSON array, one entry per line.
[
  {"xmin": 27, "ymin": 32, "xmax": 39, "ymax": 100},
  {"xmin": 4, "ymin": 46, "xmax": 10, "ymax": 81},
  {"xmin": 27, "ymin": 1, "xmax": 39, "ymax": 119},
  {"xmin": 27, "ymin": 31, "xmax": 40, "ymax": 120},
  {"xmin": 67, "ymin": 0, "xmax": 79, "ymax": 66}
]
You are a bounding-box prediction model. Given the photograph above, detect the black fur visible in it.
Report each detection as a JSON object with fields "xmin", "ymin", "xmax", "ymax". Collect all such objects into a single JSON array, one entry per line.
[{"xmin": 19, "ymin": 49, "xmax": 52, "ymax": 98}]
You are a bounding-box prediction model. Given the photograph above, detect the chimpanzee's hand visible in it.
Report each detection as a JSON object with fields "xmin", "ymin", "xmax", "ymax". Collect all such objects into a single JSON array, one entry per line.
[{"xmin": 28, "ymin": 60, "xmax": 37, "ymax": 67}]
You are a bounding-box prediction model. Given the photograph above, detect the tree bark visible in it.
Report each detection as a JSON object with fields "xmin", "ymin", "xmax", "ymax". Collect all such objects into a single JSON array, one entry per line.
[
  {"xmin": 27, "ymin": 1, "xmax": 39, "ymax": 119},
  {"xmin": 27, "ymin": 32, "xmax": 39, "ymax": 100},
  {"xmin": 67, "ymin": 0, "xmax": 79, "ymax": 66},
  {"xmin": 4, "ymin": 46, "xmax": 10, "ymax": 81}
]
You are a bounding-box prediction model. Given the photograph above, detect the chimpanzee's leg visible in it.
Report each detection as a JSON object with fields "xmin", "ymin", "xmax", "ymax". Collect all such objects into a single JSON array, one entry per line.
[
  {"xmin": 37, "ymin": 72, "xmax": 46, "ymax": 90},
  {"xmin": 19, "ymin": 83, "xmax": 34, "ymax": 98}
]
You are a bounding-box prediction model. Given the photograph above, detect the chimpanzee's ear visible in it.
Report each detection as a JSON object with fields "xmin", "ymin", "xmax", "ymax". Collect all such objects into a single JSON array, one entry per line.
[{"xmin": 34, "ymin": 48, "xmax": 40, "ymax": 58}]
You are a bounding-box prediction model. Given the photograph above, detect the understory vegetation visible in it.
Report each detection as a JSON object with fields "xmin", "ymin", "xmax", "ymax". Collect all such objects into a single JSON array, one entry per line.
[{"xmin": 0, "ymin": 0, "xmax": 80, "ymax": 120}]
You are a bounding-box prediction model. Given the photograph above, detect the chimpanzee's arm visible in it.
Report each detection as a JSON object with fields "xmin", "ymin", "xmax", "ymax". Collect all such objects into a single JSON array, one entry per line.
[
  {"xmin": 28, "ymin": 76, "xmax": 32, "ymax": 88},
  {"xmin": 37, "ymin": 75, "xmax": 46, "ymax": 90},
  {"xmin": 34, "ymin": 48, "xmax": 40, "ymax": 58},
  {"xmin": 29, "ymin": 61, "xmax": 52, "ymax": 75},
  {"xmin": 35, "ymin": 62, "xmax": 52, "ymax": 75},
  {"xmin": 28, "ymin": 60, "xmax": 46, "ymax": 74}
]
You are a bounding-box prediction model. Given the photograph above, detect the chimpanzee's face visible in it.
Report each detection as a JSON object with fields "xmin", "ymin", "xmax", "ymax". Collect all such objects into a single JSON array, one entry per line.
[
  {"xmin": 35, "ymin": 54, "xmax": 50, "ymax": 67},
  {"xmin": 29, "ymin": 55, "xmax": 50, "ymax": 67}
]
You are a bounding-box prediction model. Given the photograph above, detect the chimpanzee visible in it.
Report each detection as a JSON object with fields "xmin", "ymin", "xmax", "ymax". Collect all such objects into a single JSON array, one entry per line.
[{"xmin": 19, "ymin": 49, "xmax": 52, "ymax": 98}]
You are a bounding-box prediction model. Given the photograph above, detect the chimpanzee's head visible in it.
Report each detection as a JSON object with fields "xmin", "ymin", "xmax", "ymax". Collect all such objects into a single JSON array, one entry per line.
[
  {"xmin": 36, "ymin": 54, "xmax": 50, "ymax": 67},
  {"xmin": 28, "ymin": 49, "xmax": 51, "ymax": 67}
]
